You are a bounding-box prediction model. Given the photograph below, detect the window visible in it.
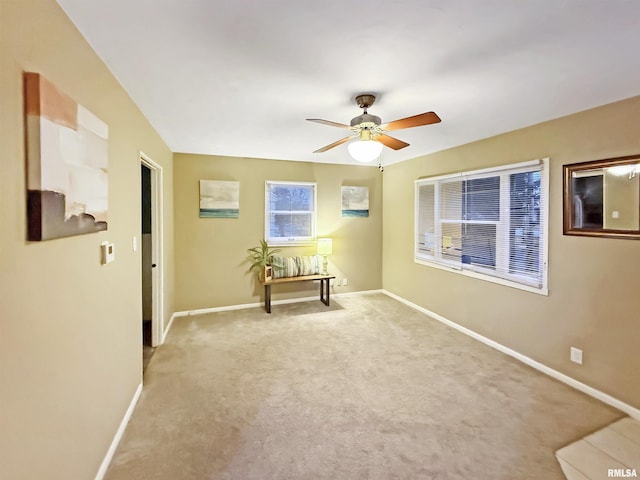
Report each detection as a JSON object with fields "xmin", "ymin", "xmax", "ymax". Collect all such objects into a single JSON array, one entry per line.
[
  {"xmin": 415, "ymin": 159, "xmax": 548, "ymax": 294},
  {"xmin": 265, "ymin": 181, "xmax": 317, "ymax": 245}
]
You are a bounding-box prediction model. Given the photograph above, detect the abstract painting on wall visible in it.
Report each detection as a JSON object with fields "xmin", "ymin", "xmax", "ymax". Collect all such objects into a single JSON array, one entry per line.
[
  {"xmin": 24, "ymin": 72, "xmax": 109, "ymax": 241},
  {"xmin": 199, "ymin": 180, "xmax": 240, "ymax": 218},
  {"xmin": 341, "ymin": 186, "xmax": 369, "ymax": 217}
]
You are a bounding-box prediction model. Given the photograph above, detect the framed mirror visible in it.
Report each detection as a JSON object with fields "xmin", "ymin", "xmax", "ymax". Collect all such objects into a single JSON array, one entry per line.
[{"xmin": 563, "ymin": 154, "xmax": 640, "ymax": 239}]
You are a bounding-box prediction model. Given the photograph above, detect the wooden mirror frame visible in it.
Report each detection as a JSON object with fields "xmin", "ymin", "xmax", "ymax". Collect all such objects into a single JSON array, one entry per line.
[{"xmin": 563, "ymin": 154, "xmax": 640, "ymax": 239}]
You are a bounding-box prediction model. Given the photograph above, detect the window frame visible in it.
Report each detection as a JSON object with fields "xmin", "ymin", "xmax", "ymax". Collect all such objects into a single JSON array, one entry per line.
[
  {"xmin": 265, "ymin": 180, "xmax": 317, "ymax": 246},
  {"xmin": 414, "ymin": 158, "xmax": 549, "ymax": 295}
]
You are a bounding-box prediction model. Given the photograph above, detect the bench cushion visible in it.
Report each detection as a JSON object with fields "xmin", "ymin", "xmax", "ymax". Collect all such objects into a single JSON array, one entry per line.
[{"xmin": 271, "ymin": 255, "xmax": 321, "ymax": 279}]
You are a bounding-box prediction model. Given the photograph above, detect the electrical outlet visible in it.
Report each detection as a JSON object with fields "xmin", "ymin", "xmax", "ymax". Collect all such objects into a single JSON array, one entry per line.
[
  {"xmin": 343, "ymin": 278, "xmax": 348, "ymax": 286},
  {"xmin": 570, "ymin": 347, "xmax": 583, "ymax": 365}
]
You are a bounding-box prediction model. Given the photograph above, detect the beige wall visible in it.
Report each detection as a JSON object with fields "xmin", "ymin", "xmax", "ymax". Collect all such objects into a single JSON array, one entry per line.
[
  {"xmin": 174, "ymin": 154, "xmax": 382, "ymax": 311},
  {"xmin": 0, "ymin": 1, "xmax": 174, "ymax": 479},
  {"xmin": 383, "ymin": 96, "xmax": 640, "ymax": 409}
]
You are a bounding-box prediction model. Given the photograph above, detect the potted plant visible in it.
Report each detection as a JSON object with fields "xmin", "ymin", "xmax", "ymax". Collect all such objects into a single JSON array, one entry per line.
[{"xmin": 247, "ymin": 239, "xmax": 280, "ymax": 281}]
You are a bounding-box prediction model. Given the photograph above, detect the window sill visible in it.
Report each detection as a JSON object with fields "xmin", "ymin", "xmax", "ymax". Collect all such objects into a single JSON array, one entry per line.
[
  {"xmin": 414, "ymin": 256, "xmax": 549, "ymax": 296},
  {"xmin": 267, "ymin": 240, "xmax": 317, "ymax": 248}
]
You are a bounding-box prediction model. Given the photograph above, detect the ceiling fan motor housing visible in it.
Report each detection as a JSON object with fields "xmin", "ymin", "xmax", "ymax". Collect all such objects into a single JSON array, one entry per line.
[{"xmin": 351, "ymin": 113, "xmax": 381, "ymax": 128}]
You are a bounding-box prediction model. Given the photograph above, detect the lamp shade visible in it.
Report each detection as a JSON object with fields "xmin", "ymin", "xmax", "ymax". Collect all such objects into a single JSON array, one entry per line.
[
  {"xmin": 347, "ymin": 140, "xmax": 383, "ymax": 163},
  {"xmin": 317, "ymin": 238, "xmax": 333, "ymax": 255}
]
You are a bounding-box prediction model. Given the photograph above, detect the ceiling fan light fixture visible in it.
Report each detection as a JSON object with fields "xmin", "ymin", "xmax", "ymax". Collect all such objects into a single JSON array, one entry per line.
[
  {"xmin": 308, "ymin": 93, "xmax": 440, "ymax": 158},
  {"xmin": 348, "ymin": 139, "xmax": 383, "ymax": 163}
]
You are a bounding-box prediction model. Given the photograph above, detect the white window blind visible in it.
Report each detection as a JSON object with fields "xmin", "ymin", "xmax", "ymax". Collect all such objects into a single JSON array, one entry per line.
[
  {"xmin": 415, "ymin": 159, "xmax": 548, "ymax": 293},
  {"xmin": 265, "ymin": 181, "xmax": 317, "ymax": 245}
]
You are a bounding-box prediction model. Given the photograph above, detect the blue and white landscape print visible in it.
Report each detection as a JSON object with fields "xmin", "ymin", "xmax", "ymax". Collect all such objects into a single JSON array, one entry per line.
[
  {"xmin": 341, "ymin": 185, "xmax": 369, "ymax": 217},
  {"xmin": 199, "ymin": 180, "xmax": 240, "ymax": 218}
]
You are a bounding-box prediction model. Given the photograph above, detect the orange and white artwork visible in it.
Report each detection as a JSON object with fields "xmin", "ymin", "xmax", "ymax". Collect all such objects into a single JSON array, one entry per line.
[{"xmin": 24, "ymin": 72, "xmax": 109, "ymax": 241}]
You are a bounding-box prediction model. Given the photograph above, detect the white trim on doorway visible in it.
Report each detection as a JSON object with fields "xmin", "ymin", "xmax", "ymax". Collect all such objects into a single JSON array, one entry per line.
[{"xmin": 140, "ymin": 152, "xmax": 164, "ymax": 347}]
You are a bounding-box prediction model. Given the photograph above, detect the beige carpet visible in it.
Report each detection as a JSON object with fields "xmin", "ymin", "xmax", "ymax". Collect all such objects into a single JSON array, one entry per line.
[{"xmin": 105, "ymin": 293, "xmax": 622, "ymax": 479}]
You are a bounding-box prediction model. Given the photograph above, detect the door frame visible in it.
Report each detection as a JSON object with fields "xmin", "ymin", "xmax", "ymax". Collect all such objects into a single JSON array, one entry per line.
[{"xmin": 140, "ymin": 152, "xmax": 164, "ymax": 347}]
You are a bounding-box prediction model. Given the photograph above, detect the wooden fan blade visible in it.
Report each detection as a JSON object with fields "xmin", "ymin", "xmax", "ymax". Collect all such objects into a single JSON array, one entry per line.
[
  {"xmin": 375, "ymin": 134, "xmax": 410, "ymax": 150},
  {"xmin": 313, "ymin": 135, "xmax": 356, "ymax": 153},
  {"xmin": 382, "ymin": 111, "xmax": 441, "ymax": 131},
  {"xmin": 306, "ymin": 118, "xmax": 351, "ymax": 129}
]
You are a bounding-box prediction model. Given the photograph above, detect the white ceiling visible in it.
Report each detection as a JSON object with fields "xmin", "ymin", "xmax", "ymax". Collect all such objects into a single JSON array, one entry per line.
[{"xmin": 56, "ymin": 0, "xmax": 640, "ymax": 166}]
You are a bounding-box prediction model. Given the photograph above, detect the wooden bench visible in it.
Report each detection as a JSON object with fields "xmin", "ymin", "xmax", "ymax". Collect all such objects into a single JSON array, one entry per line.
[{"xmin": 261, "ymin": 274, "xmax": 335, "ymax": 313}]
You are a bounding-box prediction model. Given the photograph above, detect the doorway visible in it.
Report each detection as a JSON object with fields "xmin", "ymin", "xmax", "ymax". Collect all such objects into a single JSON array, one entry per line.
[{"xmin": 140, "ymin": 153, "xmax": 164, "ymax": 371}]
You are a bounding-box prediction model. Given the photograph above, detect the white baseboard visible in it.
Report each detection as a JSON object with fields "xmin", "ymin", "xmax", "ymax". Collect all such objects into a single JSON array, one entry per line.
[
  {"xmin": 186, "ymin": 300, "xmax": 268, "ymax": 315},
  {"xmin": 172, "ymin": 289, "xmax": 384, "ymax": 318},
  {"xmin": 334, "ymin": 289, "xmax": 383, "ymax": 298},
  {"xmin": 382, "ymin": 289, "xmax": 640, "ymax": 420},
  {"xmin": 95, "ymin": 382, "xmax": 143, "ymax": 480},
  {"xmin": 162, "ymin": 312, "xmax": 179, "ymax": 343}
]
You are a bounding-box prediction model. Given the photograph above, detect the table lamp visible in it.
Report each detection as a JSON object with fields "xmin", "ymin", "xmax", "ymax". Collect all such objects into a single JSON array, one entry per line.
[{"xmin": 317, "ymin": 238, "xmax": 333, "ymax": 275}]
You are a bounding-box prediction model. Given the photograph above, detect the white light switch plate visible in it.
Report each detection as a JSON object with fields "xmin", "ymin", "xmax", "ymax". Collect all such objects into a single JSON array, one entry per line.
[
  {"xmin": 570, "ymin": 347, "xmax": 583, "ymax": 365},
  {"xmin": 101, "ymin": 241, "xmax": 115, "ymax": 265}
]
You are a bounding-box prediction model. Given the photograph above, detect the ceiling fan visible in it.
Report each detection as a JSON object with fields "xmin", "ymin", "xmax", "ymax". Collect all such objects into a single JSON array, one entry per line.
[{"xmin": 306, "ymin": 94, "xmax": 441, "ymax": 162}]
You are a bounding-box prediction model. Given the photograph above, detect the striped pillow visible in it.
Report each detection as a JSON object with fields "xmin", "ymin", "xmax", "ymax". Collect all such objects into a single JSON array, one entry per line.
[
  {"xmin": 298, "ymin": 255, "xmax": 320, "ymax": 276},
  {"xmin": 271, "ymin": 256, "xmax": 320, "ymax": 278}
]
